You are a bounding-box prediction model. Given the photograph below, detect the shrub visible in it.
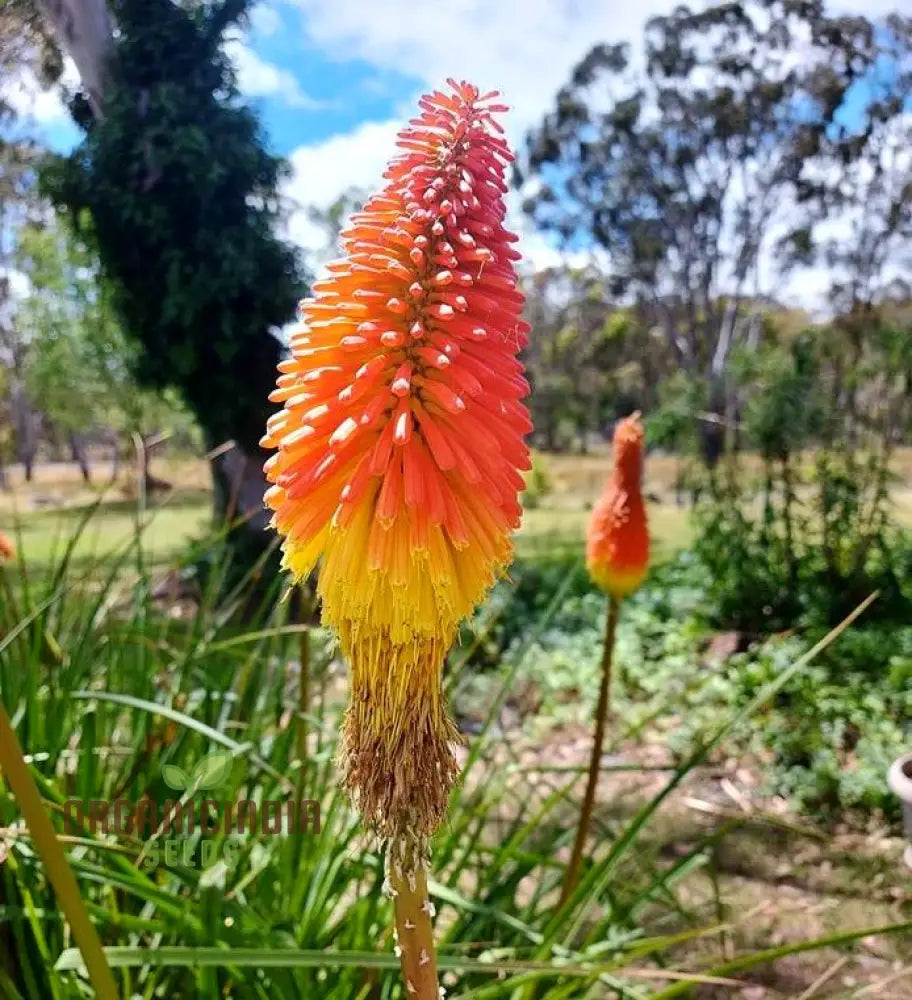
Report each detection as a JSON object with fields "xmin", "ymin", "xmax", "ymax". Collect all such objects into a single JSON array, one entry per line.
[
  {"xmin": 521, "ymin": 449, "xmax": 554, "ymax": 509},
  {"xmin": 692, "ymin": 322, "xmax": 912, "ymax": 632}
]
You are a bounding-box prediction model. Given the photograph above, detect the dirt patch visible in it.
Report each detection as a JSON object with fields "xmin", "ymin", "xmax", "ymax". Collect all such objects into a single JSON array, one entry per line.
[{"xmin": 462, "ymin": 716, "xmax": 912, "ymax": 997}]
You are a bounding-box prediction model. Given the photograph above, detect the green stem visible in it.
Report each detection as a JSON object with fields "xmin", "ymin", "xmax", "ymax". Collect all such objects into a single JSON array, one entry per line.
[
  {"xmin": 296, "ymin": 627, "xmax": 310, "ymax": 773},
  {"xmin": 560, "ymin": 594, "xmax": 620, "ymax": 907},
  {"xmin": 291, "ymin": 623, "xmax": 311, "ymax": 875},
  {"xmin": 0, "ymin": 701, "xmax": 118, "ymax": 1000}
]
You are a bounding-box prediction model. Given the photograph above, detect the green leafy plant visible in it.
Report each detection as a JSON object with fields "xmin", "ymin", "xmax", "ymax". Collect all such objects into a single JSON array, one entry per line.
[{"xmin": 693, "ymin": 320, "xmax": 912, "ymax": 632}]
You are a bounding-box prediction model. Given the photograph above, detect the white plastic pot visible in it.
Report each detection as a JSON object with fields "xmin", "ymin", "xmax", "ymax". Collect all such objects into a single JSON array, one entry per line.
[{"xmin": 887, "ymin": 752, "xmax": 912, "ymax": 870}]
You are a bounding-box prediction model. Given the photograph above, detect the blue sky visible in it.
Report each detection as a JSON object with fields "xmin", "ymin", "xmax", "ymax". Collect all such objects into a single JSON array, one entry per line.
[
  {"xmin": 16, "ymin": 0, "xmax": 685, "ymax": 263},
  {"xmin": 216, "ymin": 0, "xmax": 692, "ymax": 261},
  {"xmin": 30, "ymin": 2, "xmax": 424, "ymax": 158},
  {"xmin": 4, "ymin": 0, "xmax": 905, "ymax": 305},
  {"xmin": 239, "ymin": 3, "xmax": 422, "ymax": 157}
]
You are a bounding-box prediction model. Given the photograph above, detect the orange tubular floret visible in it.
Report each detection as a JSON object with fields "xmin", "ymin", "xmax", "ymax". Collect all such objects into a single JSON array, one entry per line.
[{"xmin": 263, "ymin": 80, "xmax": 531, "ymax": 845}]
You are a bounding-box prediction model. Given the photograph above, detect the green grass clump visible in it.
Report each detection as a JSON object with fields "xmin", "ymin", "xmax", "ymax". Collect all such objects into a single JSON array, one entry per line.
[{"xmin": 0, "ymin": 505, "xmax": 908, "ymax": 998}]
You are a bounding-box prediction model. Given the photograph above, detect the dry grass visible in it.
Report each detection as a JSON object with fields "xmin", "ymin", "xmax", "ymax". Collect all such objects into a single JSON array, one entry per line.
[{"xmin": 0, "ymin": 455, "xmax": 210, "ymax": 512}]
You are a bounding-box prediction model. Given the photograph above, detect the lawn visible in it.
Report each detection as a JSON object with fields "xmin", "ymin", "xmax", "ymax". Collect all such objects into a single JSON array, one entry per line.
[
  {"xmin": 0, "ymin": 451, "xmax": 694, "ymax": 571},
  {"xmin": 0, "ymin": 458, "xmax": 209, "ymax": 569},
  {"xmin": 4, "ymin": 494, "xmax": 210, "ymax": 569},
  {"xmin": 6, "ymin": 444, "xmax": 912, "ymax": 575}
]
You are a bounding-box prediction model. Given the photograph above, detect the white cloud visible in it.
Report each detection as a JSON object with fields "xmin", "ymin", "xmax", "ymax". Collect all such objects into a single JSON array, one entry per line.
[
  {"xmin": 224, "ymin": 38, "xmax": 326, "ymax": 109},
  {"xmin": 290, "ymin": 0, "xmax": 673, "ymax": 136},
  {"xmin": 275, "ymin": 0, "xmax": 709, "ymax": 267},
  {"xmin": 6, "ymin": 270, "xmax": 31, "ymax": 300},
  {"xmin": 281, "ymin": 0, "xmax": 654, "ymax": 268},
  {"xmin": 1, "ymin": 57, "xmax": 79, "ymax": 125},
  {"xmin": 281, "ymin": 116, "xmax": 587, "ymax": 274},
  {"xmin": 249, "ymin": 3, "xmax": 282, "ymax": 37},
  {"xmin": 0, "ymin": 268, "xmax": 32, "ymax": 332},
  {"xmin": 279, "ymin": 113, "xmax": 581, "ymax": 273},
  {"xmin": 282, "ymin": 118, "xmax": 401, "ymax": 259},
  {"xmin": 286, "ymin": 118, "xmax": 399, "ymax": 204},
  {"xmin": 282, "ymin": 0, "xmax": 907, "ymax": 301},
  {"xmin": 291, "ymin": 0, "xmax": 897, "ymax": 134}
]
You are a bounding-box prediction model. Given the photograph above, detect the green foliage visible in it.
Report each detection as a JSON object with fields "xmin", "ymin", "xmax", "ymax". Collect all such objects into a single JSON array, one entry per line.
[
  {"xmin": 693, "ymin": 499, "xmax": 801, "ymax": 631},
  {"xmin": 735, "ymin": 335, "xmax": 824, "ymax": 463},
  {"xmin": 692, "ymin": 318, "xmax": 912, "ymax": 632},
  {"xmin": 306, "ymin": 186, "xmax": 366, "ymax": 262},
  {"xmin": 456, "ymin": 545, "xmax": 591, "ymax": 671},
  {"xmin": 520, "ymin": 449, "xmax": 553, "ymax": 509},
  {"xmin": 648, "ymin": 371, "xmax": 708, "ymax": 456},
  {"xmin": 3, "ymin": 513, "xmax": 907, "ymax": 998},
  {"xmin": 13, "ymin": 211, "xmax": 199, "ymax": 444},
  {"xmin": 732, "ymin": 626, "xmax": 910, "ymax": 815},
  {"xmin": 492, "ymin": 554, "xmax": 713, "ymax": 730},
  {"xmin": 480, "ymin": 550, "xmax": 908, "ymax": 819},
  {"xmin": 44, "ymin": 0, "xmax": 306, "ymax": 453},
  {"xmin": 694, "ymin": 463, "xmax": 912, "ymax": 632},
  {"xmin": 522, "ymin": 267, "xmax": 661, "ymax": 450}
]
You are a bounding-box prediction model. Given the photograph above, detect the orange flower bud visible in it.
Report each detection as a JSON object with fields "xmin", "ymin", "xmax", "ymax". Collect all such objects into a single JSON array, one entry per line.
[
  {"xmin": 586, "ymin": 414, "xmax": 649, "ymax": 598},
  {"xmin": 0, "ymin": 531, "xmax": 15, "ymax": 564}
]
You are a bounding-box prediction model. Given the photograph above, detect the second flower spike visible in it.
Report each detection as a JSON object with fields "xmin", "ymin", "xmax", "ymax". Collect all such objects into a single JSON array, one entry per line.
[{"xmin": 586, "ymin": 413, "xmax": 650, "ymax": 598}]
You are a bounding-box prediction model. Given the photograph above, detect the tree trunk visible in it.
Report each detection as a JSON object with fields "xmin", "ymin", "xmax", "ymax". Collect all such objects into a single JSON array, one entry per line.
[
  {"xmin": 34, "ymin": 0, "xmax": 113, "ymax": 118},
  {"xmin": 36, "ymin": 0, "xmax": 284, "ymax": 594},
  {"xmin": 210, "ymin": 443, "xmax": 271, "ymax": 535},
  {"xmin": 108, "ymin": 431, "xmax": 120, "ymax": 480},
  {"xmin": 577, "ymin": 420, "xmax": 588, "ymax": 455},
  {"xmin": 12, "ymin": 385, "xmax": 38, "ymax": 482},
  {"xmin": 135, "ymin": 432, "xmax": 172, "ymax": 493},
  {"xmin": 699, "ymin": 375, "xmax": 727, "ymax": 476},
  {"xmin": 69, "ymin": 431, "xmax": 91, "ymax": 483}
]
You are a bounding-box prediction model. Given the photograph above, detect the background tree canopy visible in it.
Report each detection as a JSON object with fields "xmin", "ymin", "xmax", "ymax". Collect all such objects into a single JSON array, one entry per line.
[
  {"xmin": 519, "ymin": 0, "xmax": 911, "ymax": 462},
  {"xmin": 11, "ymin": 0, "xmax": 308, "ymax": 548}
]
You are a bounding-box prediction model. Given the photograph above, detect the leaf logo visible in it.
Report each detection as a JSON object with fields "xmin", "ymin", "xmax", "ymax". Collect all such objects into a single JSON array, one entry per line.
[
  {"xmin": 162, "ymin": 752, "xmax": 232, "ymax": 792},
  {"xmin": 162, "ymin": 764, "xmax": 189, "ymax": 790}
]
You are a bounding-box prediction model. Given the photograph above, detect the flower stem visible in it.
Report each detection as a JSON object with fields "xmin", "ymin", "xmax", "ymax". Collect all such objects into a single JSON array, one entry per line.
[
  {"xmin": 560, "ymin": 594, "xmax": 620, "ymax": 907},
  {"xmin": 296, "ymin": 626, "xmax": 310, "ymax": 772},
  {"xmin": 387, "ymin": 845, "xmax": 440, "ymax": 1000},
  {"xmin": 292, "ymin": 623, "xmax": 311, "ymax": 874},
  {"xmin": 0, "ymin": 701, "xmax": 117, "ymax": 999}
]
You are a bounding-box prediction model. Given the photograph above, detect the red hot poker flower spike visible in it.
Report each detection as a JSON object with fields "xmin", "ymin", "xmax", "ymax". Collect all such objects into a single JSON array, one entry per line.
[
  {"xmin": 586, "ymin": 414, "xmax": 650, "ymax": 598},
  {"xmin": 263, "ymin": 80, "xmax": 532, "ymax": 853}
]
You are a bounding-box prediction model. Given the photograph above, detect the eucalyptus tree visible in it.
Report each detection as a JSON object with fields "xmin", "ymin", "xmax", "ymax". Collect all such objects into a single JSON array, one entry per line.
[{"xmin": 520, "ymin": 0, "xmax": 911, "ymax": 468}]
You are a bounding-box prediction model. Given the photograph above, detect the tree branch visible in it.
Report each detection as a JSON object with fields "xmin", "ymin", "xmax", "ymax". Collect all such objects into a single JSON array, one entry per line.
[{"xmin": 34, "ymin": 0, "xmax": 113, "ymax": 119}]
